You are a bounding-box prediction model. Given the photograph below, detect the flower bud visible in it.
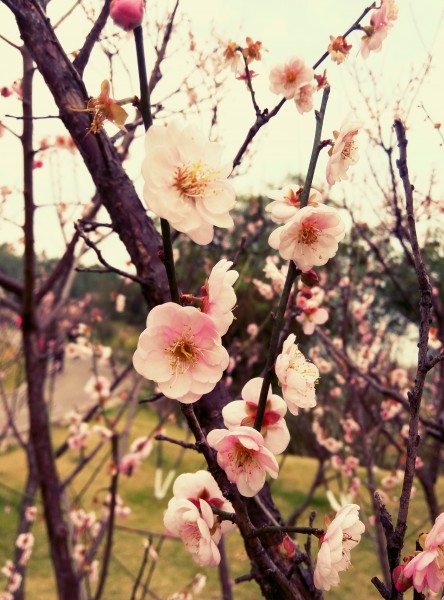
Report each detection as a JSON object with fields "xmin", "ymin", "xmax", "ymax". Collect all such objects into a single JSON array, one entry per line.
[
  {"xmin": 110, "ymin": 0, "xmax": 144, "ymax": 30},
  {"xmin": 301, "ymin": 269, "xmax": 319, "ymax": 287},
  {"xmin": 392, "ymin": 563, "xmax": 413, "ymax": 593}
]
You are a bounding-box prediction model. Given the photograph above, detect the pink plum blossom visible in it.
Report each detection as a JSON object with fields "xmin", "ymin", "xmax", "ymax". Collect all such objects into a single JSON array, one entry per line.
[
  {"xmin": 141, "ymin": 122, "xmax": 236, "ymax": 245},
  {"xmin": 207, "ymin": 426, "xmax": 279, "ymax": 497},
  {"xmin": 133, "ymin": 302, "xmax": 229, "ymax": 403},
  {"xmin": 326, "ymin": 116, "xmax": 360, "ymax": 185},
  {"xmin": 164, "ymin": 498, "xmax": 221, "ymax": 566},
  {"xmin": 361, "ymin": 0, "xmax": 397, "ymax": 59},
  {"xmin": 269, "ymin": 57, "xmax": 313, "ymax": 100},
  {"xmin": 200, "ymin": 259, "xmax": 239, "ymax": 335},
  {"xmin": 314, "ymin": 504, "xmax": 365, "ymax": 591},
  {"xmin": 266, "ymin": 185, "xmax": 322, "ymax": 224},
  {"xmin": 295, "ymin": 83, "xmax": 315, "ymax": 114},
  {"xmin": 222, "ymin": 377, "xmax": 290, "ymax": 454},
  {"xmin": 327, "ymin": 35, "xmax": 352, "ymax": 64},
  {"xmin": 403, "ymin": 513, "xmax": 444, "ymax": 593},
  {"xmin": 268, "ymin": 205, "xmax": 345, "ymax": 272},
  {"xmin": 275, "ymin": 334, "xmax": 319, "ymax": 415},
  {"xmin": 110, "ymin": 0, "xmax": 144, "ymax": 30}
]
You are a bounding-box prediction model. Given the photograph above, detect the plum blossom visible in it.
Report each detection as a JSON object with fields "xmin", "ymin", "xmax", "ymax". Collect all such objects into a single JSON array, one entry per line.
[
  {"xmin": 314, "ymin": 504, "xmax": 365, "ymax": 591},
  {"xmin": 268, "ymin": 205, "xmax": 345, "ymax": 272},
  {"xmin": 133, "ymin": 303, "xmax": 229, "ymax": 403},
  {"xmin": 164, "ymin": 471, "xmax": 234, "ymax": 567},
  {"xmin": 326, "ymin": 116, "xmax": 360, "ymax": 185},
  {"xmin": 164, "ymin": 498, "xmax": 221, "ymax": 566},
  {"xmin": 67, "ymin": 422, "xmax": 90, "ymax": 451},
  {"xmin": 275, "ymin": 334, "xmax": 319, "ymax": 415},
  {"xmin": 70, "ymin": 80, "xmax": 128, "ymax": 134},
  {"xmin": 266, "ymin": 185, "xmax": 322, "ymax": 224},
  {"xmin": 269, "ymin": 57, "xmax": 313, "ymax": 100},
  {"xmin": 403, "ymin": 513, "xmax": 444, "ymax": 593},
  {"xmin": 361, "ymin": 0, "xmax": 398, "ymax": 59},
  {"xmin": 222, "ymin": 377, "xmax": 290, "ymax": 454},
  {"xmin": 295, "ymin": 83, "xmax": 316, "ymax": 114},
  {"xmin": 200, "ymin": 259, "xmax": 239, "ymax": 335},
  {"xmin": 84, "ymin": 375, "xmax": 111, "ymax": 403},
  {"xmin": 119, "ymin": 436, "xmax": 153, "ymax": 476},
  {"xmin": 110, "ymin": 0, "xmax": 144, "ymax": 30},
  {"xmin": 327, "ymin": 36, "xmax": 352, "ymax": 64},
  {"xmin": 207, "ymin": 426, "xmax": 279, "ymax": 497},
  {"xmin": 141, "ymin": 122, "xmax": 235, "ymax": 245},
  {"xmin": 222, "ymin": 40, "xmax": 242, "ymax": 73},
  {"xmin": 296, "ymin": 295, "xmax": 329, "ymax": 336}
]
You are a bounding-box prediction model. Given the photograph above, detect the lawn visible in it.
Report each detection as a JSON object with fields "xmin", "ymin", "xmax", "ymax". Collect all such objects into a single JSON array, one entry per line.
[{"xmin": 0, "ymin": 406, "xmax": 441, "ymax": 599}]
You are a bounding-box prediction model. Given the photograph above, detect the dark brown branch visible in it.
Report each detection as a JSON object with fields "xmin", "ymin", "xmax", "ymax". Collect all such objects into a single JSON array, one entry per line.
[
  {"xmin": 0, "ymin": 271, "xmax": 23, "ymax": 297},
  {"xmin": 148, "ymin": 0, "xmax": 180, "ymax": 93},
  {"xmin": 73, "ymin": 0, "xmax": 112, "ymax": 76}
]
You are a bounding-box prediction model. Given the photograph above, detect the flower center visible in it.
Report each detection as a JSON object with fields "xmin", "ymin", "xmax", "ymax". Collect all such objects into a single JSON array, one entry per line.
[
  {"xmin": 173, "ymin": 161, "xmax": 216, "ymax": 198},
  {"xmin": 298, "ymin": 224, "xmax": 320, "ymax": 245},
  {"xmin": 341, "ymin": 133, "xmax": 358, "ymax": 160},
  {"xmin": 166, "ymin": 329, "xmax": 202, "ymax": 375}
]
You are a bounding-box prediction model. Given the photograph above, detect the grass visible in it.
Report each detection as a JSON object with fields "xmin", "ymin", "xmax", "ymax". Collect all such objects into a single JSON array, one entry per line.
[{"xmin": 0, "ymin": 407, "xmax": 442, "ymax": 599}]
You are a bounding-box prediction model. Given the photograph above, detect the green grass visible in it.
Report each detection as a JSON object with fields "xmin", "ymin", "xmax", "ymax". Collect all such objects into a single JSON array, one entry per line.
[{"xmin": 0, "ymin": 408, "xmax": 442, "ymax": 599}]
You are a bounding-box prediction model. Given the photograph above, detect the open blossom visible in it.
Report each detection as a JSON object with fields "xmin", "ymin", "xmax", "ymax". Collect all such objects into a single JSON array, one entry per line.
[
  {"xmin": 295, "ymin": 83, "xmax": 315, "ymax": 114},
  {"xmin": 403, "ymin": 513, "xmax": 444, "ymax": 593},
  {"xmin": 266, "ymin": 185, "xmax": 322, "ymax": 224},
  {"xmin": 200, "ymin": 259, "xmax": 239, "ymax": 335},
  {"xmin": 275, "ymin": 334, "xmax": 319, "ymax": 415},
  {"xmin": 133, "ymin": 303, "xmax": 229, "ymax": 403},
  {"xmin": 314, "ymin": 504, "xmax": 365, "ymax": 591},
  {"xmin": 207, "ymin": 426, "xmax": 279, "ymax": 497},
  {"xmin": 110, "ymin": 0, "xmax": 144, "ymax": 30},
  {"xmin": 222, "ymin": 377, "xmax": 290, "ymax": 454},
  {"xmin": 361, "ymin": 0, "xmax": 398, "ymax": 59},
  {"xmin": 164, "ymin": 498, "xmax": 221, "ymax": 566},
  {"xmin": 84, "ymin": 375, "xmax": 111, "ymax": 403},
  {"xmin": 222, "ymin": 40, "xmax": 242, "ymax": 73},
  {"xmin": 142, "ymin": 121, "xmax": 235, "ymax": 245},
  {"xmin": 268, "ymin": 205, "xmax": 345, "ymax": 272},
  {"xmin": 326, "ymin": 116, "xmax": 360, "ymax": 185},
  {"xmin": 171, "ymin": 471, "xmax": 234, "ymax": 532},
  {"xmin": 328, "ymin": 35, "xmax": 352, "ymax": 64},
  {"xmin": 269, "ymin": 57, "xmax": 313, "ymax": 100}
]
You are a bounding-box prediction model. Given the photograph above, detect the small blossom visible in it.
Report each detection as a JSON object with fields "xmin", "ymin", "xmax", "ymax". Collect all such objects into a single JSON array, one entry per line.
[
  {"xmin": 314, "ymin": 504, "xmax": 365, "ymax": 591},
  {"xmin": 269, "ymin": 57, "xmax": 313, "ymax": 100},
  {"xmin": 242, "ymin": 37, "xmax": 263, "ymax": 64},
  {"xmin": 70, "ymin": 80, "xmax": 128, "ymax": 134},
  {"xmin": 222, "ymin": 41, "xmax": 242, "ymax": 72},
  {"xmin": 361, "ymin": 0, "xmax": 397, "ymax": 59},
  {"xmin": 392, "ymin": 563, "xmax": 413, "ymax": 592},
  {"xmin": 275, "ymin": 334, "xmax": 318, "ymax": 415},
  {"xmin": 269, "ymin": 205, "xmax": 345, "ymax": 272},
  {"xmin": 141, "ymin": 121, "xmax": 236, "ymax": 245},
  {"xmin": 207, "ymin": 426, "xmax": 279, "ymax": 497},
  {"xmin": 110, "ymin": 0, "xmax": 144, "ymax": 30},
  {"xmin": 133, "ymin": 303, "xmax": 229, "ymax": 403},
  {"xmin": 328, "ymin": 36, "xmax": 352, "ymax": 64},
  {"xmin": 200, "ymin": 259, "xmax": 239, "ymax": 335},
  {"xmin": 25, "ymin": 506, "xmax": 37, "ymax": 522},
  {"xmin": 295, "ymin": 83, "xmax": 315, "ymax": 114},
  {"xmin": 222, "ymin": 377, "xmax": 290, "ymax": 454},
  {"xmin": 326, "ymin": 115, "xmax": 360, "ymax": 185},
  {"xmin": 84, "ymin": 375, "xmax": 111, "ymax": 403}
]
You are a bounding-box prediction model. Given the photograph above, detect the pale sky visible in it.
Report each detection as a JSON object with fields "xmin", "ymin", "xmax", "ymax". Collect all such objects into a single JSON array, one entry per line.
[{"xmin": 0, "ymin": 0, "xmax": 443, "ymax": 267}]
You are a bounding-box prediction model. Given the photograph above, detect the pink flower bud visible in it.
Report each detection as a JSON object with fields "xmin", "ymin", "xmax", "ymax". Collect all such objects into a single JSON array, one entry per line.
[
  {"xmin": 110, "ymin": 0, "xmax": 144, "ymax": 31},
  {"xmin": 392, "ymin": 563, "xmax": 413, "ymax": 592},
  {"xmin": 278, "ymin": 534, "xmax": 297, "ymax": 559}
]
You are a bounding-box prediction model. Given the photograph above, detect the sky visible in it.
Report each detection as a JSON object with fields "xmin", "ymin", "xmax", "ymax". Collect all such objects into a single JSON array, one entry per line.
[{"xmin": 0, "ymin": 0, "xmax": 443, "ymax": 267}]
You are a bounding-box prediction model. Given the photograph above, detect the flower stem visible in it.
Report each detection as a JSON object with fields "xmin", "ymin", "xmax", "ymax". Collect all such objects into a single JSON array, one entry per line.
[
  {"xmin": 134, "ymin": 23, "xmax": 180, "ymax": 304},
  {"xmin": 253, "ymin": 87, "xmax": 331, "ymax": 433}
]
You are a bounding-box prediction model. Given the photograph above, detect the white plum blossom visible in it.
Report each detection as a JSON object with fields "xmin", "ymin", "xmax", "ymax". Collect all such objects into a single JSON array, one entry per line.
[
  {"xmin": 142, "ymin": 121, "xmax": 236, "ymax": 245},
  {"xmin": 326, "ymin": 116, "xmax": 360, "ymax": 185},
  {"xmin": 275, "ymin": 334, "xmax": 319, "ymax": 415},
  {"xmin": 222, "ymin": 377, "xmax": 290, "ymax": 454},
  {"xmin": 314, "ymin": 504, "xmax": 365, "ymax": 591},
  {"xmin": 266, "ymin": 185, "xmax": 322, "ymax": 224},
  {"xmin": 201, "ymin": 259, "xmax": 239, "ymax": 335}
]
